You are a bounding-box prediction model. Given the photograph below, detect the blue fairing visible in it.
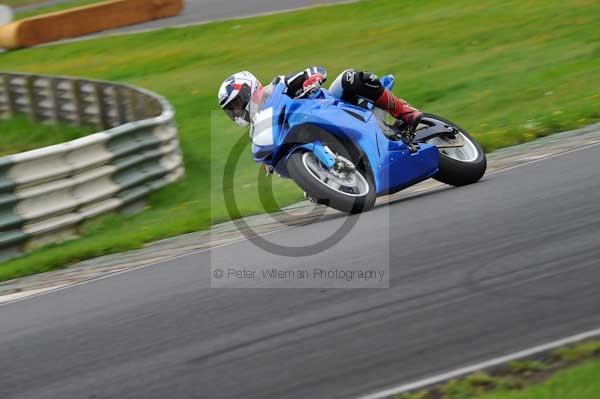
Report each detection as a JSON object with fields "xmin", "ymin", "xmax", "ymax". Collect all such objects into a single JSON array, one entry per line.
[{"xmin": 249, "ymin": 80, "xmax": 439, "ymax": 196}]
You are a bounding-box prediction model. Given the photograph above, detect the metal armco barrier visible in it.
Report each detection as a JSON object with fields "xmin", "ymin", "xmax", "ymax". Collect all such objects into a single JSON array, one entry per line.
[{"xmin": 0, "ymin": 72, "xmax": 184, "ymax": 261}]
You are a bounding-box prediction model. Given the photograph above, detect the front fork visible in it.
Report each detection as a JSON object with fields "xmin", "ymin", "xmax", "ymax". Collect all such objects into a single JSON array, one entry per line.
[{"xmin": 287, "ymin": 140, "xmax": 336, "ymax": 169}]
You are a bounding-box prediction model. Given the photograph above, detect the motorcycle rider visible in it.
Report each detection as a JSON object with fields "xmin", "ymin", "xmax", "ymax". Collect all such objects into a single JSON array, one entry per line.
[{"xmin": 218, "ymin": 67, "xmax": 422, "ymax": 131}]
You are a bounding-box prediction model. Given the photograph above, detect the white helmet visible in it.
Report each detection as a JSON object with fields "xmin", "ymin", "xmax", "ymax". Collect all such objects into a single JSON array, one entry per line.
[{"xmin": 218, "ymin": 71, "xmax": 262, "ymax": 127}]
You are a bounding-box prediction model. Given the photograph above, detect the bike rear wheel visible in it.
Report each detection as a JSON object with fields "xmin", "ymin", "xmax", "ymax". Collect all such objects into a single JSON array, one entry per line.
[{"xmin": 420, "ymin": 114, "xmax": 487, "ymax": 186}]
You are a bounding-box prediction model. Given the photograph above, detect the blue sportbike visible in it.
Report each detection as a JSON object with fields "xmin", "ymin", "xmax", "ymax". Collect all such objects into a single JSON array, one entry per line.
[{"xmin": 249, "ymin": 75, "xmax": 486, "ymax": 213}]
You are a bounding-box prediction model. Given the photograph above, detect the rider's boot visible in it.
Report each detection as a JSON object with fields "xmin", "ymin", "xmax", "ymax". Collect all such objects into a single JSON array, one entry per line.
[{"xmin": 374, "ymin": 89, "xmax": 422, "ymax": 131}]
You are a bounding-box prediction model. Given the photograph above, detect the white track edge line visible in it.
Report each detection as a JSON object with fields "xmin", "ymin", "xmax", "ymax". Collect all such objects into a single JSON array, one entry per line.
[{"xmin": 355, "ymin": 327, "xmax": 600, "ymax": 399}]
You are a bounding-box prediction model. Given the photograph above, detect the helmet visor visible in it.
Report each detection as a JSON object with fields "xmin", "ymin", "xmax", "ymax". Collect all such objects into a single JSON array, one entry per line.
[{"xmin": 223, "ymin": 84, "xmax": 251, "ymax": 126}]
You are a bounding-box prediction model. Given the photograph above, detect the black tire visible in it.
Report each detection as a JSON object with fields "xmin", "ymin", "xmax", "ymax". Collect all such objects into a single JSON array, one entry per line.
[
  {"xmin": 423, "ymin": 114, "xmax": 487, "ymax": 186},
  {"xmin": 287, "ymin": 151, "xmax": 376, "ymax": 214}
]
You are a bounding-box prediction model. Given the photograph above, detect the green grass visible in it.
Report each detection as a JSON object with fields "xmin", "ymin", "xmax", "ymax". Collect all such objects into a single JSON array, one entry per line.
[
  {"xmin": 397, "ymin": 340, "xmax": 600, "ymax": 399},
  {"xmin": 552, "ymin": 341, "xmax": 600, "ymax": 362},
  {"xmin": 507, "ymin": 360, "xmax": 547, "ymax": 374},
  {"xmin": 469, "ymin": 359, "xmax": 600, "ymax": 399},
  {"xmin": 0, "ymin": 115, "xmax": 95, "ymax": 156},
  {"xmin": 451, "ymin": 360, "xmax": 600, "ymax": 399},
  {"xmin": 14, "ymin": 0, "xmax": 103, "ymax": 20},
  {"xmin": 0, "ymin": 0, "xmax": 599, "ymax": 280}
]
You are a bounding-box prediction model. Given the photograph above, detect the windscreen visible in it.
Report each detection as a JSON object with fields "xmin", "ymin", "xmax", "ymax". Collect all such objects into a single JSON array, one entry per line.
[{"xmin": 249, "ymin": 84, "xmax": 275, "ymax": 121}]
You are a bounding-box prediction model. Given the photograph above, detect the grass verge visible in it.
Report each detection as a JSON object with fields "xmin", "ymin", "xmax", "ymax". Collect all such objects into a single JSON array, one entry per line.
[
  {"xmin": 397, "ymin": 340, "xmax": 600, "ymax": 399},
  {"xmin": 0, "ymin": 0, "xmax": 599, "ymax": 280},
  {"xmin": 0, "ymin": 115, "xmax": 95, "ymax": 156}
]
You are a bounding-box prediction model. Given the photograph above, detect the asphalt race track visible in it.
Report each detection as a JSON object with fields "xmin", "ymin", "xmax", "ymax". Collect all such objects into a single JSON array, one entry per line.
[
  {"xmin": 16, "ymin": 0, "xmax": 354, "ymax": 34},
  {"xmin": 1, "ymin": 140, "xmax": 599, "ymax": 398},
  {"xmin": 120, "ymin": 0, "xmax": 355, "ymax": 32}
]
